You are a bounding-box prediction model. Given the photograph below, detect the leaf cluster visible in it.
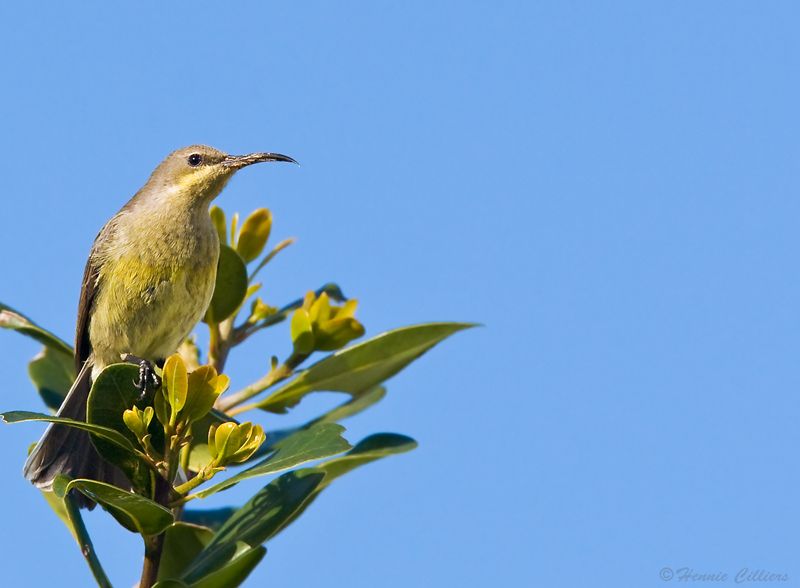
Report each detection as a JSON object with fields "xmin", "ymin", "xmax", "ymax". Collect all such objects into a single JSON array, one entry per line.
[{"xmin": 0, "ymin": 206, "xmax": 473, "ymax": 588}]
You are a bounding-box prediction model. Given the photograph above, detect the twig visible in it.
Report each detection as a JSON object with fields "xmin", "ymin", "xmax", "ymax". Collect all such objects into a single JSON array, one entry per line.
[
  {"xmin": 64, "ymin": 494, "xmax": 113, "ymax": 588},
  {"xmin": 216, "ymin": 352, "xmax": 307, "ymax": 414},
  {"xmin": 138, "ymin": 477, "xmax": 172, "ymax": 588}
]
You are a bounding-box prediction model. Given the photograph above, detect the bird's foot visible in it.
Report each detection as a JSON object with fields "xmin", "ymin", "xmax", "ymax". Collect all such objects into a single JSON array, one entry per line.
[
  {"xmin": 123, "ymin": 354, "xmax": 162, "ymax": 400},
  {"xmin": 134, "ymin": 360, "xmax": 161, "ymax": 400}
]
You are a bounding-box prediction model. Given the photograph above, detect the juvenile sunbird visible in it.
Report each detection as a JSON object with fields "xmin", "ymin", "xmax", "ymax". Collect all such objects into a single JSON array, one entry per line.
[{"xmin": 24, "ymin": 145, "xmax": 295, "ymax": 500}]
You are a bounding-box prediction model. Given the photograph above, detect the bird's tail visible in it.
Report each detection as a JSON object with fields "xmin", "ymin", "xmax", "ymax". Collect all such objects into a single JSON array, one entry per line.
[{"xmin": 23, "ymin": 361, "xmax": 129, "ymax": 508}]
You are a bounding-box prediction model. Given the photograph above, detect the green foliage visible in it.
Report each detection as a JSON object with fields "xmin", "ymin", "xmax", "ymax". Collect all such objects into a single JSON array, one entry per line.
[
  {"xmin": 87, "ymin": 364, "xmax": 158, "ymax": 490},
  {"xmin": 207, "ymin": 421, "xmax": 266, "ymax": 466},
  {"xmin": 181, "ymin": 470, "xmax": 325, "ymax": 583},
  {"xmin": 191, "ymin": 423, "xmax": 350, "ymax": 499},
  {"xmin": 234, "ymin": 208, "xmax": 272, "ymax": 263},
  {"xmin": 1, "ymin": 411, "xmax": 144, "ymax": 458},
  {"xmin": 205, "ymin": 245, "xmax": 248, "ymax": 323},
  {"xmin": 182, "ymin": 508, "xmax": 237, "ymax": 531},
  {"xmin": 255, "ymin": 322, "xmax": 476, "ymax": 413},
  {"xmin": 0, "ymin": 302, "xmax": 73, "ymax": 355},
  {"xmin": 28, "ymin": 345, "xmax": 75, "ymax": 411},
  {"xmin": 290, "ymin": 291, "xmax": 365, "ymax": 354},
  {"xmin": 53, "ymin": 477, "xmax": 174, "ymax": 536},
  {"xmin": 190, "ymin": 547, "xmax": 266, "ymax": 588},
  {"xmin": 0, "ymin": 204, "xmax": 471, "ymax": 588},
  {"xmin": 158, "ymin": 523, "xmax": 214, "ymax": 581}
]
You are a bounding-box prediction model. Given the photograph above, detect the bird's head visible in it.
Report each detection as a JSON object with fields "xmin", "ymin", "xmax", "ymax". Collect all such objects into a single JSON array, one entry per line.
[{"xmin": 140, "ymin": 144, "xmax": 296, "ymax": 208}]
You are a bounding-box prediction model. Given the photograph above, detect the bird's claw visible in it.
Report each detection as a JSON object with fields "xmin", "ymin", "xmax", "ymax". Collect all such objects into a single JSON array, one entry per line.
[{"xmin": 132, "ymin": 359, "xmax": 161, "ymax": 400}]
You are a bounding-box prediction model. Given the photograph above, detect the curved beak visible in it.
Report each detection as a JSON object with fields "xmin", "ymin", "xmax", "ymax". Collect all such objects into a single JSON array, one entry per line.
[{"xmin": 222, "ymin": 152, "xmax": 298, "ymax": 169}]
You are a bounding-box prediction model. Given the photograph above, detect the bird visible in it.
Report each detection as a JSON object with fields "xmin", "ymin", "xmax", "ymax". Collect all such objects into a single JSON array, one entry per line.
[{"xmin": 23, "ymin": 145, "xmax": 296, "ymax": 504}]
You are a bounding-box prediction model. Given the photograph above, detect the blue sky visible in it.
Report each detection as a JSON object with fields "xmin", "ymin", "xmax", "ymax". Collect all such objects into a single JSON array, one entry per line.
[{"xmin": 1, "ymin": 2, "xmax": 799, "ymax": 587}]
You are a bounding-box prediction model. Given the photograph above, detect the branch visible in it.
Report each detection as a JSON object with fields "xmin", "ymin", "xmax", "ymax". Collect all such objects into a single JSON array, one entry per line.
[
  {"xmin": 64, "ymin": 494, "xmax": 113, "ymax": 588},
  {"xmin": 216, "ymin": 352, "xmax": 307, "ymax": 414},
  {"xmin": 138, "ymin": 476, "xmax": 172, "ymax": 588}
]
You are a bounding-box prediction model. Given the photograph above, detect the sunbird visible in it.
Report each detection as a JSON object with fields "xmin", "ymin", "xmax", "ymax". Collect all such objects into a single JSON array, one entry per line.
[{"xmin": 23, "ymin": 145, "xmax": 295, "ymax": 502}]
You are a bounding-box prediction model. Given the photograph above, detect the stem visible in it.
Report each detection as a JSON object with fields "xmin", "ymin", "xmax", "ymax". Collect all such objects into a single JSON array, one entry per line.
[
  {"xmin": 64, "ymin": 495, "xmax": 113, "ymax": 588},
  {"xmin": 208, "ymin": 321, "xmax": 223, "ymax": 372},
  {"xmin": 217, "ymin": 367, "xmax": 287, "ymax": 413},
  {"xmin": 248, "ymin": 238, "xmax": 295, "ymax": 284},
  {"xmin": 226, "ymin": 400, "xmax": 263, "ymax": 416},
  {"xmin": 216, "ymin": 352, "xmax": 307, "ymax": 414},
  {"xmin": 179, "ymin": 442, "xmax": 191, "ymax": 474},
  {"xmin": 139, "ymin": 534, "xmax": 165, "ymax": 588},
  {"xmin": 209, "ymin": 317, "xmax": 236, "ymax": 373},
  {"xmin": 173, "ymin": 468, "xmax": 214, "ymax": 497},
  {"xmin": 138, "ymin": 477, "xmax": 172, "ymax": 588}
]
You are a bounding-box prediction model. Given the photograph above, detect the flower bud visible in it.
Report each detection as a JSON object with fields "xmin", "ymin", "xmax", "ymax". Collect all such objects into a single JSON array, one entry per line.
[
  {"xmin": 236, "ymin": 208, "xmax": 272, "ymax": 262},
  {"xmin": 182, "ymin": 366, "xmax": 229, "ymax": 423},
  {"xmin": 208, "ymin": 421, "xmax": 266, "ymax": 466},
  {"xmin": 123, "ymin": 406, "xmax": 153, "ymax": 439}
]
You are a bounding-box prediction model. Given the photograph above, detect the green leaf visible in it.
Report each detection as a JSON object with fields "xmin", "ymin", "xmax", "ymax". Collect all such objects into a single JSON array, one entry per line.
[
  {"xmin": 241, "ymin": 386, "xmax": 387, "ymax": 464},
  {"xmin": 86, "ymin": 363, "xmax": 158, "ymax": 490},
  {"xmin": 28, "ymin": 345, "xmax": 76, "ymax": 411},
  {"xmin": 255, "ymin": 322, "xmax": 476, "ymax": 413},
  {"xmin": 0, "ymin": 302, "xmax": 73, "ymax": 356},
  {"xmin": 316, "ymin": 433, "xmax": 417, "ymax": 483},
  {"xmin": 158, "ymin": 523, "xmax": 215, "ymax": 581},
  {"xmin": 235, "ymin": 208, "xmax": 272, "ymax": 263},
  {"xmin": 209, "ymin": 206, "xmax": 227, "ymax": 244},
  {"xmin": 182, "ymin": 470, "xmax": 324, "ymax": 582},
  {"xmin": 183, "ymin": 367, "xmax": 227, "ymax": 424},
  {"xmin": 192, "ymin": 423, "xmax": 350, "ymax": 499},
  {"xmin": 229, "ymin": 213, "xmax": 240, "ymax": 249},
  {"xmin": 190, "ymin": 546, "xmax": 266, "ymax": 588},
  {"xmin": 247, "ymin": 238, "xmax": 295, "ymax": 283},
  {"xmin": 205, "ymin": 245, "xmax": 248, "ymax": 323},
  {"xmin": 154, "ymin": 581, "xmax": 189, "ymax": 588},
  {"xmin": 290, "ymin": 308, "xmax": 314, "ymax": 354},
  {"xmin": 187, "ymin": 409, "xmax": 235, "ymax": 472},
  {"xmin": 53, "ymin": 477, "xmax": 173, "ymax": 535},
  {"xmin": 0, "ymin": 411, "xmax": 141, "ymax": 456},
  {"xmin": 163, "ymin": 355, "xmax": 189, "ymax": 414},
  {"xmin": 271, "ymin": 433, "xmax": 417, "ymax": 539},
  {"xmin": 182, "ymin": 508, "xmax": 237, "ymax": 531},
  {"xmin": 313, "ymin": 385, "xmax": 387, "ymax": 425},
  {"xmin": 40, "ymin": 489, "xmax": 78, "ymax": 542},
  {"xmin": 247, "ymin": 283, "xmax": 347, "ymax": 330}
]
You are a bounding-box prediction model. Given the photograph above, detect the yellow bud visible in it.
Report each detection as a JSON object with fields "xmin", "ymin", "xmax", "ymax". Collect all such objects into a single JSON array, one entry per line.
[
  {"xmin": 236, "ymin": 208, "xmax": 273, "ymax": 262},
  {"xmin": 177, "ymin": 337, "xmax": 202, "ymax": 371},
  {"xmin": 142, "ymin": 406, "xmax": 154, "ymax": 428},
  {"xmin": 208, "ymin": 422, "xmax": 267, "ymax": 466},
  {"xmin": 228, "ymin": 424, "xmax": 266, "ymax": 463},
  {"xmin": 250, "ymin": 297, "xmax": 277, "ymax": 323},
  {"xmin": 229, "ymin": 212, "xmax": 240, "ymax": 248},
  {"xmin": 213, "ymin": 422, "xmax": 239, "ymax": 460},
  {"xmin": 314, "ymin": 317, "xmax": 365, "ymax": 351},
  {"xmin": 290, "ymin": 308, "xmax": 315, "ymax": 354},
  {"xmin": 181, "ymin": 367, "xmax": 219, "ymax": 423},
  {"xmin": 154, "ymin": 389, "xmax": 170, "ymax": 427},
  {"xmin": 208, "ymin": 424, "xmax": 219, "ymax": 459},
  {"xmin": 209, "ymin": 206, "xmax": 227, "ymax": 244},
  {"xmin": 122, "ymin": 406, "xmax": 154, "ymax": 440},
  {"xmin": 309, "ymin": 292, "xmax": 331, "ymax": 323},
  {"xmin": 123, "ymin": 409, "xmax": 144, "ymax": 438},
  {"xmin": 163, "ymin": 354, "xmax": 188, "ymax": 416},
  {"xmin": 335, "ymin": 299, "xmax": 359, "ymax": 319},
  {"xmin": 301, "ymin": 291, "xmax": 316, "ymax": 311}
]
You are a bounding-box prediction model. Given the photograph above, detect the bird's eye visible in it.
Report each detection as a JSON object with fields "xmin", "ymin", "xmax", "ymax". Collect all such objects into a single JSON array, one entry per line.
[{"xmin": 187, "ymin": 153, "xmax": 203, "ymax": 167}]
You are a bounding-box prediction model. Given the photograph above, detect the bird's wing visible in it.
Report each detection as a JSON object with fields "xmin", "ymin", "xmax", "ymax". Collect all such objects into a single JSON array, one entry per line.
[
  {"xmin": 74, "ymin": 221, "xmax": 117, "ymax": 372},
  {"xmin": 75, "ymin": 250, "xmax": 100, "ymax": 371}
]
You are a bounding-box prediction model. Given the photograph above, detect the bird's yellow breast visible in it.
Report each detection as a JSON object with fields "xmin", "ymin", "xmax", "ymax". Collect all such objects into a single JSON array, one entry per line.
[{"xmin": 88, "ymin": 213, "xmax": 219, "ymax": 368}]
